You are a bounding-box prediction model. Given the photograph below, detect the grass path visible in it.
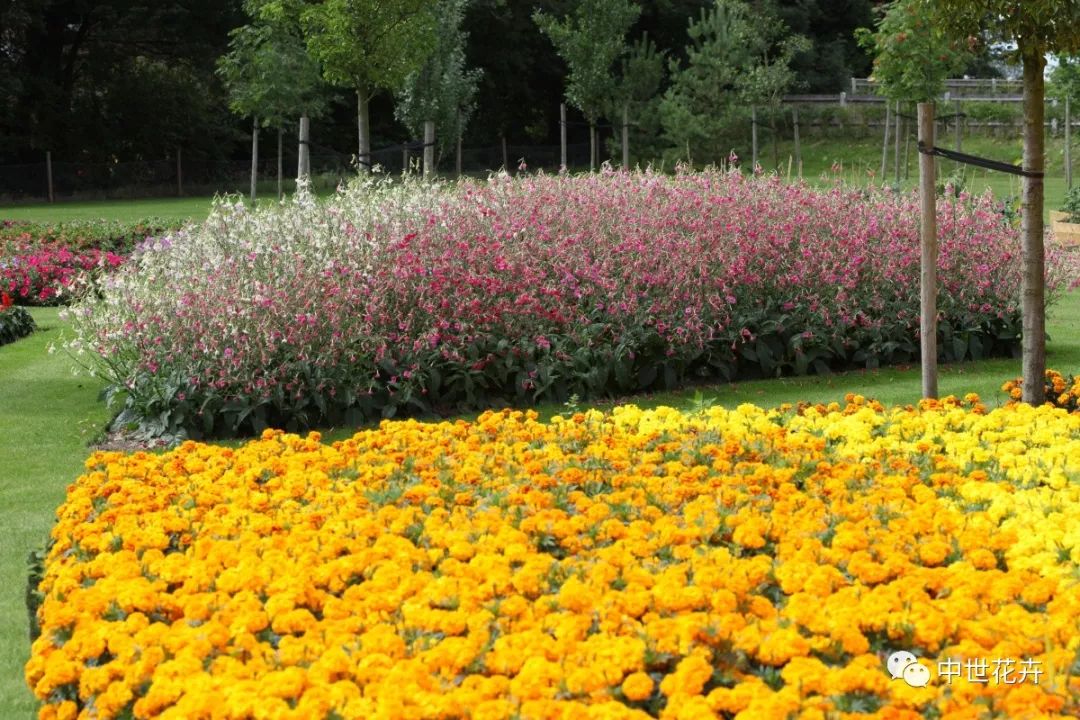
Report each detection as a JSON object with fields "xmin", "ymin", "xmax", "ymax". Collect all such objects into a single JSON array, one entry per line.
[
  {"xmin": 0, "ymin": 291, "xmax": 1077, "ymax": 716},
  {"xmin": 0, "ymin": 308, "xmax": 110, "ymax": 718}
]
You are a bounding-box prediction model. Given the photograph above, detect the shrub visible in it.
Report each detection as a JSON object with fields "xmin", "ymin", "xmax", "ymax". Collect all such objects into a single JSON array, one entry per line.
[
  {"xmin": 26, "ymin": 399, "xmax": 1080, "ymax": 718},
  {"xmin": 1061, "ymin": 185, "xmax": 1080, "ymax": 224},
  {"xmin": 0, "ymin": 292, "xmax": 35, "ymax": 345},
  {"xmin": 65, "ymin": 169, "xmax": 1066, "ymax": 439}
]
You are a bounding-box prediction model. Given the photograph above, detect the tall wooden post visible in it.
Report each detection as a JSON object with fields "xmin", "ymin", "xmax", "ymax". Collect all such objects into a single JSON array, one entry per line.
[
  {"xmin": 501, "ymin": 133, "xmax": 508, "ymax": 170},
  {"xmin": 751, "ymin": 107, "xmax": 758, "ymax": 169},
  {"xmin": 176, "ymin": 147, "xmax": 183, "ymax": 197},
  {"xmin": 297, "ymin": 114, "xmax": 310, "ymax": 181},
  {"xmin": 423, "ymin": 120, "xmax": 435, "ymax": 179},
  {"xmin": 621, "ymin": 105, "xmax": 629, "ymax": 170},
  {"xmin": 918, "ymin": 102, "xmax": 938, "ymax": 399},
  {"xmin": 250, "ymin": 117, "xmax": 259, "ymax": 203},
  {"xmin": 881, "ymin": 102, "xmax": 892, "ymax": 180},
  {"xmin": 46, "ymin": 151, "xmax": 54, "ymax": 203},
  {"xmin": 560, "ymin": 103, "xmax": 567, "ymax": 171},
  {"xmin": 277, "ymin": 129, "xmax": 283, "ymax": 200},
  {"xmin": 793, "ymin": 107, "xmax": 802, "ymax": 177}
]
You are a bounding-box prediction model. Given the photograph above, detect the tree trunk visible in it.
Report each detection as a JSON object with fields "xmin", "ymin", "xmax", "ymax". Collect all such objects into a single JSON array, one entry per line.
[
  {"xmin": 894, "ymin": 100, "xmax": 901, "ymax": 185},
  {"xmin": 357, "ymin": 90, "xmax": 371, "ymax": 173},
  {"xmin": 880, "ymin": 102, "xmax": 891, "ymax": 180},
  {"xmin": 589, "ymin": 123, "xmax": 596, "ymax": 172},
  {"xmin": 1020, "ymin": 53, "xmax": 1046, "ymax": 404},
  {"xmin": 622, "ymin": 105, "xmax": 629, "ymax": 170},
  {"xmin": 297, "ymin": 114, "xmax": 310, "ymax": 182},
  {"xmin": 560, "ymin": 103, "xmax": 567, "ymax": 171},
  {"xmin": 771, "ymin": 109, "xmax": 778, "ymax": 170},
  {"xmin": 793, "ymin": 107, "xmax": 801, "ymax": 177},
  {"xmin": 456, "ymin": 108, "xmax": 463, "ymax": 177},
  {"xmin": 918, "ymin": 103, "xmax": 938, "ymax": 399},
  {"xmin": 1067, "ymin": 96, "xmax": 1073, "ymax": 190},
  {"xmin": 250, "ymin": 117, "xmax": 259, "ymax": 203},
  {"xmin": 423, "ymin": 120, "xmax": 435, "ymax": 179},
  {"xmin": 277, "ymin": 127, "xmax": 283, "ymax": 200},
  {"xmin": 751, "ymin": 107, "xmax": 758, "ymax": 169}
]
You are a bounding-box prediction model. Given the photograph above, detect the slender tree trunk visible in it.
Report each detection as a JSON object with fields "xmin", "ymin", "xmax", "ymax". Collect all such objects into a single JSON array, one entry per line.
[
  {"xmin": 1067, "ymin": 96, "xmax": 1073, "ymax": 189},
  {"xmin": 881, "ymin": 102, "xmax": 891, "ymax": 180},
  {"xmin": 589, "ymin": 123, "xmax": 596, "ymax": 172},
  {"xmin": 277, "ymin": 127, "xmax": 283, "ymax": 200},
  {"xmin": 894, "ymin": 100, "xmax": 901, "ymax": 185},
  {"xmin": 297, "ymin": 114, "xmax": 310, "ymax": 182},
  {"xmin": 423, "ymin": 120, "xmax": 435, "ymax": 179},
  {"xmin": 1021, "ymin": 53, "xmax": 1046, "ymax": 404},
  {"xmin": 771, "ymin": 108, "xmax": 778, "ymax": 170},
  {"xmin": 904, "ymin": 104, "xmax": 912, "ymax": 180},
  {"xmin": 251, "ymin": 117, "xmax": 259, "ymax": 203},
  {"xmin": 622, "ymin": 105, "xmax": 629, "ymax": 170},
  {"xmin": 918, "ymin": 103, "xmax": 938, "ymax": 399},
  {"xmin": 751, "ymin": 107, "xmax": 758, "ymax": 169},
  {"xmin": 560, "ymin": 103, "xmax": 567, "ymax": 171},
  {"xmin": 793, "ymin": 107, "xmax": 801, "ymax": 177},
  {"xmin": 357, "ymin": 90, "xmax": 371, "ymax": 173}
]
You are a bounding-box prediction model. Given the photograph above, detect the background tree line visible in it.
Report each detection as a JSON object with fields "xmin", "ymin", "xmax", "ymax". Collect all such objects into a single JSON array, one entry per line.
[{"xmin": 0, "ymin": 0, "xmax": 883, "ymax": 171}]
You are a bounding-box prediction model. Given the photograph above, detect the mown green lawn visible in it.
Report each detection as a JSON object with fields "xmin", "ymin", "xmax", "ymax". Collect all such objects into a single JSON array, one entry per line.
[
  {"xmin": 1, "ymin": 135, "xmax": 1076, "ymax": 225},
  {"xmin": 1, "ymin": 291, "xmax": 1077, "ymax": 717},
  {"xmin": 0, "ymin": 308, "xmax": 111, "ymax": 718}
]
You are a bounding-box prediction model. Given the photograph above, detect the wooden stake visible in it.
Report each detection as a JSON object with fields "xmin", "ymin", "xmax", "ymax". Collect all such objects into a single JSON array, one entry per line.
[
  {"xmin": 560, "ymin": 103, "xmax": 567, "ymax": 171},
  {"xmin": 456, "ymin": 109, "xmax": 463, "ymax": 177},
  {"xmin": 277, "ymin": 128, "xmax": 283, "ymax": 200},
  {"xmin": 501, "ymin": 133, "xmax": 508, "ymax": 171},
  {"xmin": 918, "ymin": 102, "xmax": 938, "ymax": 399},
  {"xmin": 46, "ymin": 151, "xmax": 54, "ymax": 203},
  {"xmin": 176, "ymin": 147, "xmax": 182, "ymax": 197}
]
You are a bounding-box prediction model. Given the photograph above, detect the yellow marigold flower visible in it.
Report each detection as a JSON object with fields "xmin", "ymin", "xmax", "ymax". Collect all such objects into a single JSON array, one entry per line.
[{"xmin": 621, "ymin": 671, "xmax": 654, "ymax": 702}]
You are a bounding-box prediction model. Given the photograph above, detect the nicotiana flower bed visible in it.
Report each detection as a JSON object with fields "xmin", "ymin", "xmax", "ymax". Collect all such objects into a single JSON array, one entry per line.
[
  {"xmin": 64, "ymin": 169, "xmax": 1070, "ymax": 439},
  {"xmin": 0, "ymin": 218, "xmax": 175, "ymax": 305},
  {"xmin": 27, "ymin": 397, "xmax": 1080, "ymax": 719}
]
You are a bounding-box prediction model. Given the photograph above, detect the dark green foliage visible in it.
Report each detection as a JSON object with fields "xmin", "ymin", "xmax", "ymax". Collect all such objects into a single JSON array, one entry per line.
[{"xmin": 0, "ymin": 306, "xmax": 35, "ymax": 346}]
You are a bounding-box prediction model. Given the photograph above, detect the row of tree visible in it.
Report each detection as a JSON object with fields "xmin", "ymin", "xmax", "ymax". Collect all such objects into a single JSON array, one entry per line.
[{"xmin": 2, "ymin": 0, "xmax": 881, "ymax": 171}]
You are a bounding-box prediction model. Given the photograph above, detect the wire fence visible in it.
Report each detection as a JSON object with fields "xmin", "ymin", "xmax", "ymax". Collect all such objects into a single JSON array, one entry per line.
[{"xmin": 0, "ymin": 140, "xmax": 596, "ymax": 204}]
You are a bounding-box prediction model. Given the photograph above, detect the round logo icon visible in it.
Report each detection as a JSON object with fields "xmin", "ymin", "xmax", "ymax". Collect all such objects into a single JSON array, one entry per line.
[{"xmin": 887, "ymin": 650, "xmax": 918, "ymax": 679}]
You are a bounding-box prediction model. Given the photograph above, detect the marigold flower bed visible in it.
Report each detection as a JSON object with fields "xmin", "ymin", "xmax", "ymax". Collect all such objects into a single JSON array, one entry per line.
[{"xmin": 28, "ymin": 397, "xmax": 1080, "ymax": 719}]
